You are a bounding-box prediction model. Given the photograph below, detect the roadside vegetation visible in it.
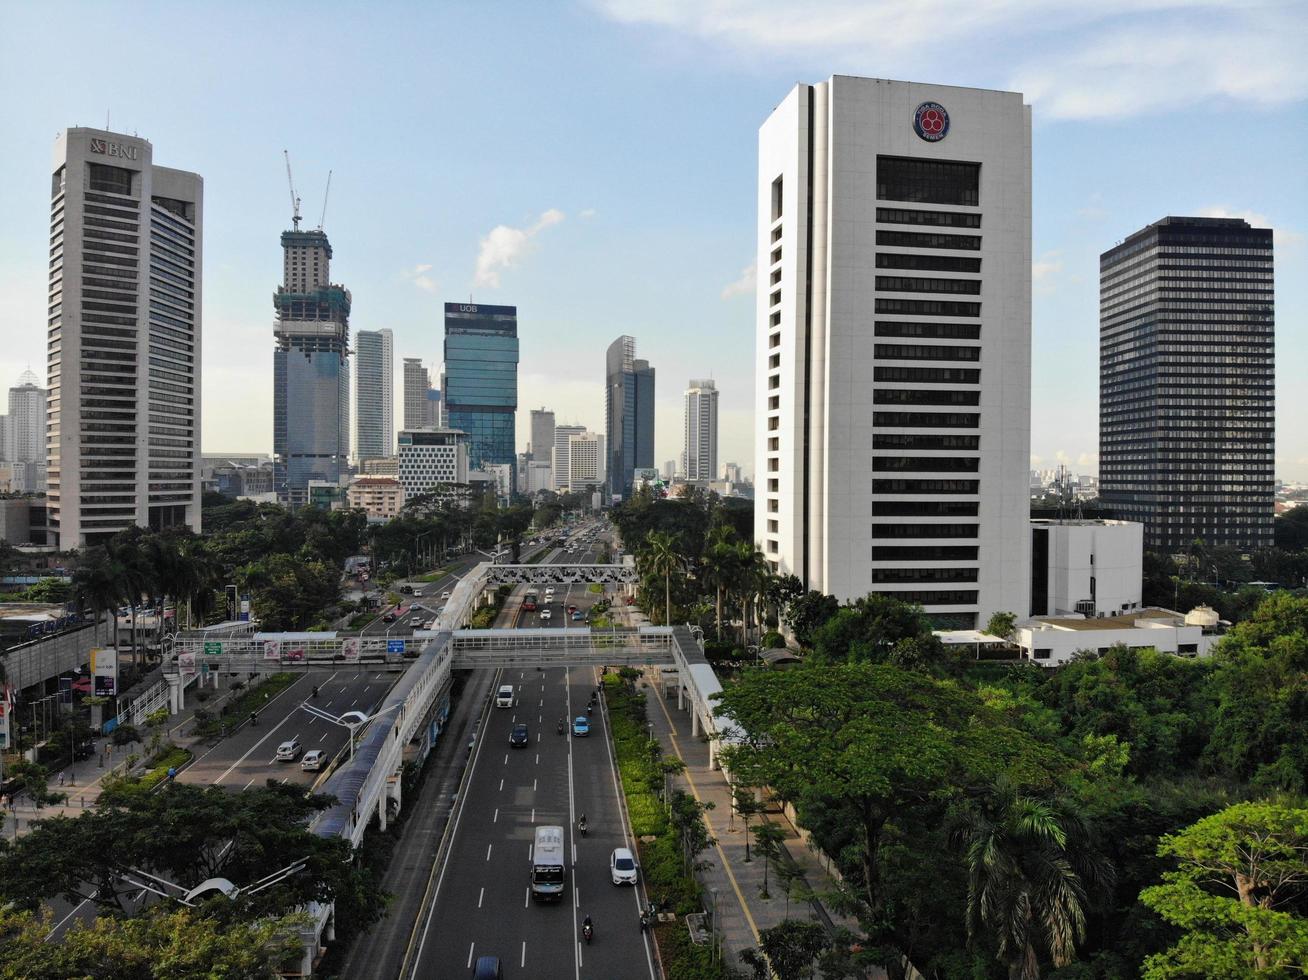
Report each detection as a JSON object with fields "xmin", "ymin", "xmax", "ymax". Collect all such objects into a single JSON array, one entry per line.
[
  {"xmin": 610, "ymin": 489, "xmax": 1308, "ymax": 978},
  {"xmin": 190, "ymin": 672, "xmax": 297, "ymax": 740}
]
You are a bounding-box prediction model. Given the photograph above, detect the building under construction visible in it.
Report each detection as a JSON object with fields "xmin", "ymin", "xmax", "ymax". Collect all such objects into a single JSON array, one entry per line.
[{"xmin": 273, "ymin": 156, "xmax": 351, "ymax": 506}]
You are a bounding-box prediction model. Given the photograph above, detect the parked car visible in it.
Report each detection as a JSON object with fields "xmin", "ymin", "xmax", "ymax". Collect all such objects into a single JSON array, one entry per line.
[
  {"xmin": 610, "ymin": 846, "xmax": 639, "ymax": 885},
  {"xmin": 301, "ymin": 749, "xmax": 326, "ymax": 771},
  {"xmin": 275, "ymin": 738, "xmax": 303, "ymax": 761}
]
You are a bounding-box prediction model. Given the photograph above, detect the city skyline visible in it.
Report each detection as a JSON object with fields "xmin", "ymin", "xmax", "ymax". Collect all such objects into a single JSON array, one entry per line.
[{"xmin": 1, "ymin": 3, "xmax": 1305, "ymax": 479}]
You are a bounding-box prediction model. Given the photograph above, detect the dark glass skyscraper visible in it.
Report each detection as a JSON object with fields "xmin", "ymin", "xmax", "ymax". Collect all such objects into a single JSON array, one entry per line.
[
  {"xmin": 605, "ymin": 335, "xmax": 655, "ymax": 501},
  {"xmin": 273, "ymin": 229, "xmax": 351, "ymax": 506},
  {"xmin": 443, "ymin": 302, "xmax": 518, "ymax": 480},
  {"xmin": 1099, "ymin": 216, "xmax": 1274, "ymax": 551}
]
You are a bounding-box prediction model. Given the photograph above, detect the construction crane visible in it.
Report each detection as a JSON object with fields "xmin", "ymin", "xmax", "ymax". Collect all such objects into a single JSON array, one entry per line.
[
  {"xmin": 283, "ymin": 149, "xmax": 301, "ymax": 231},
  {"xmin": 318, "ymin": 170, "xmax": 332, "ymax": 230}
]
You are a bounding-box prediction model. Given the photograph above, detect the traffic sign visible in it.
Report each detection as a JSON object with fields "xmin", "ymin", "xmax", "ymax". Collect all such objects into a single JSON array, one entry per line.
[
  {"xmin": 387, "ymin": 639, "xmax": 406, "ymax": 654},
  {"xmin": 203, "ymin": 641, "xmax": 222, "ymax": 656}
]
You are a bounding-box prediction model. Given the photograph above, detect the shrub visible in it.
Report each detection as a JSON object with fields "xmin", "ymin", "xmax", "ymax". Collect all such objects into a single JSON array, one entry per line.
[{"xmin": 761, "ymin": 630, "xmax": 786, "ymax": 649}]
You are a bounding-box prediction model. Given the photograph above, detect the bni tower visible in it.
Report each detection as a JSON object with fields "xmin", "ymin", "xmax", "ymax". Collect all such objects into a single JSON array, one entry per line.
[
  {"xmin": 46, "ymin": 129, "xmax": 203, "ymax": 550},
  {"xmin": 756, "ymin": 77, "xmax": 1031, "ymax": 627},
  {"xmin": 273, "ymin": 210, "xmax": 351, "ymax": 506},
  {"xmin": 443, "ymin": 302, "xmax": 518, "ymax": 483}
]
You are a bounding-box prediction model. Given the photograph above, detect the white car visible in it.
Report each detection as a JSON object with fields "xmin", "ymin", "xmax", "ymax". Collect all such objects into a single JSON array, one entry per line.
[
  {"xmin": 441, "ymin": 591, "xmax": 451, "ymax": 600},
  {"xmin": 610, "ymin": 847, "xmax": 639, "ymax": 885},
  {"xmin": 540, "ymin": 608, "xmax": 552, "ymax": 621},
  {"xmin": 275, "ymin": 738, "xmax": 302, "ymax": 762},
  {"xmin": 301, "ymin": 749, "xmax": 326, "ymax": 771}
]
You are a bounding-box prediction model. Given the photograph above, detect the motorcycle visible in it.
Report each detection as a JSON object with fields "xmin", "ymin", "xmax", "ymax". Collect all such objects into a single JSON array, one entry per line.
[
  {"xmin": 582, "ymin": 916, "xmax": 594, "ymax": 944},
  {"xmin": 249, "ymin": 712, "xmax": 257, "ymax": 727},
  {"xmin": 557, "ymin": 720, "xmax": 565, "ymax": 735},
  {"xmin": 639, "ymin": 911, "xmax": 651, "ymax": 933},
  {"xmin": 311, "ymin": 685, "xmax": 319, "ymax": 699},
  {"xmin": 578, "ymin": 815, "xmax": 588, "ymax": 837}
]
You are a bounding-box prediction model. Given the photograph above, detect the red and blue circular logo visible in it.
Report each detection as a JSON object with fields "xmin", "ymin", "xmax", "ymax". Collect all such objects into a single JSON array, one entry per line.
[{"xmin": 913, "ymin": 102, "xmax": 949, "ymax": 142}]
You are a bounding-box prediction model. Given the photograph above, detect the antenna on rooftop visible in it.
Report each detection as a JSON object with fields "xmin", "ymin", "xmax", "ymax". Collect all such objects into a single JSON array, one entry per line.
[
  {"xmin": 317, "ymin": 170, "xmax": 332, "ymax": 230},
  {"xmin": 283, "ymin": 150, "xmax": 302, "ymax": 231}
]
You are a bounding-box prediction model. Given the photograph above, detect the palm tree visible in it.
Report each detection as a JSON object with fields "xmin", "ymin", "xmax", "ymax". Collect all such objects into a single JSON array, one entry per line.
[
  {"xmin": 643, "ymin": 531, "xmax": 682, "ymax": 626},
  {"xmin": 732, "ymin": 541, "xmax": 769, "ymax": 648},
  {"xmin": 952, "ymin": 784, "xmax": 1113, "ymax": 980},
  {"xmin": 701, "ymin": 525, "xmax": 738, "ymax": 641},
  {"xmin": 73, "ymin": 548, "xmax": 123, "ymax": 649}
]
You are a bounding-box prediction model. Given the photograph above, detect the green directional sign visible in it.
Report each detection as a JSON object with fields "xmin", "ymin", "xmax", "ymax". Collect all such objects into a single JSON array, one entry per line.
[{"xmin": 204, "ymin": 641, "xmax": 222, "ymax": 656}]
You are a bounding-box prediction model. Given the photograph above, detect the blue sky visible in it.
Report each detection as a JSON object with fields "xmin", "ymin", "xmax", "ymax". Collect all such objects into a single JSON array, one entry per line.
[{"xmin": 2, "ymin": 1, "xmax": 1304, "ymax": 479}]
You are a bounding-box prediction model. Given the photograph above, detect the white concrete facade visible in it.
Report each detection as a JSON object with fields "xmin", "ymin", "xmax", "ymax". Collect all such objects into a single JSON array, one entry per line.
[
  {"xmin": 1030, "ymin": 519, "xmax": 1143, "ymax": 618},
  {"xmin": 1015, "ymin": 608, "xmax": 1221, "ymax": 666},
  {"xmin": 552, "ymin": 424, "xmax": 585, "ymax": 491},
  {"xmin": 755, "ymin": 77, "xmax": 1032, "ymax": 628},
  {"xmin": 47, "ymin": 128, "xmax": 203, "ymax": 549},
  {"xmin": 567, "ymin": 432, "xmax": 603, "ymax": 492},
  {"xmin": 397, "ymin": 428, "xmax": 468, "ymax": 498}
]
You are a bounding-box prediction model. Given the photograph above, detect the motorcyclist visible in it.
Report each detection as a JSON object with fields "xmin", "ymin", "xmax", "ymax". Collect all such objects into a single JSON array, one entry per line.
[
  {"xmin": 582, "ymin": 914, "xmax": 594, "ymax": 943},
  {"xmin": 557, "ymin": 718, "xmax": 565, "ymax": 735},
  {"xmin": 249, "ymin": 712, "xmax": 257, "ymax": 727},
  {"xmin": 578, "ymin": 813, "xmax": 588, "ymax": 836},
  {"xmin": 311, "ymin": 685, "xmax": 319, "ymax": 698}
]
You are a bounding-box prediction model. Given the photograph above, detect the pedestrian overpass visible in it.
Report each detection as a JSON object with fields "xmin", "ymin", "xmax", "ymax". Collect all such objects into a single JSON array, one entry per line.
[{"xmin": 157, "ymin": 560, "xmax": 726, "ymax": 973}]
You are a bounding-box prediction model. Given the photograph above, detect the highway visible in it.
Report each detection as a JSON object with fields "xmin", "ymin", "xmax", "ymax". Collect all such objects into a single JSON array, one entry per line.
[
  {"xmin": 396, "ymin": 521, "xmax": 658, "ymax": 980},
  {"xmin": 178, "ymin": 668, "xmax": 389, "ymax": 791}
]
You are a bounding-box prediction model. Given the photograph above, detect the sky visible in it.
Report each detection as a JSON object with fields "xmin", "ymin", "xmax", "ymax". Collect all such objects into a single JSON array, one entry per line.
[{"xmin": 1, "ymin": 0, "xmax": 1305, "ymax": 480}]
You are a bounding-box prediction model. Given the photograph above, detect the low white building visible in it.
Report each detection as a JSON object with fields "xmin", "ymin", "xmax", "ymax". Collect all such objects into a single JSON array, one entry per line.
[
  {"xmin": 1014, "ymin": 606, "xmax": 1224, "ymax": 666},
  {"xmin": 1030, "ymin": 519, "xmax": 1142, "ymax": 618}
]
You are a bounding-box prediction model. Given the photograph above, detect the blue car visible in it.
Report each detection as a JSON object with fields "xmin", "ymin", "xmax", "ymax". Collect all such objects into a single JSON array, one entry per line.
[
  {"xmin": 571, "ymin": 610, "xmax": 584, "ymax": 621},
  {"xmin": 572, "ymin": 716, "xmax": 590, "ymax": 737}
]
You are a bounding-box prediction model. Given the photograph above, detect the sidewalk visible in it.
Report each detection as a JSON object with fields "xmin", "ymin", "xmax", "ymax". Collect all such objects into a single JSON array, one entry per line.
[
  {"xmin": 638, "ymin": 664, "xmax": 868, "ymax": 974},
  {"xmin": 4, "ymin": 678, "xmax": 242, "ymax": 839}
]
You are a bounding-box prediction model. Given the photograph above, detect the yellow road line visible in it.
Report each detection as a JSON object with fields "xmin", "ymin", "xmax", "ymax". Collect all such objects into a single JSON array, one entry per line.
[{"xmin": 648, "ymin": 675, "xmax": 762, "ymax": 945}]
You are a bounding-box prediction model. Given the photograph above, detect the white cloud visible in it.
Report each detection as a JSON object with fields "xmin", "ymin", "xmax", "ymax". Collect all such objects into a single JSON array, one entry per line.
[
  {"xmin": 402, "ymin": 262, "xmax": 439, "ymax": 293},
  {"xmin": 1032, "ymin": 251, "xmax": 1063, "ymax": 294},
  {"xmin": 1197, "ymin": 206, "xmax": 1303, "ymax": 246},
  {"xmin": 720, "ymin": 263, "xmax": 755, "ymax": 299},
  {"xmin": 474, "ymin": 209, "xmax": 565, "ymax": 288},
  {"xmin": 593, "ymin": 1, "xmax": 1307, "ymax": 120}
]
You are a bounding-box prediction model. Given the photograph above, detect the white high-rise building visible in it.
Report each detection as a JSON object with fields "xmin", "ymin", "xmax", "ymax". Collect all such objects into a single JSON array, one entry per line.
[
  {"xmin": 755, "ymin": 77, "xmax": 1031, "ymax": 627},
  {"xmin": 355, "ymin": 329, "xmax": 393, "ymax": 461},
  {"xmin": 47, "ymin": 129, "xmax": 203, "ymax": 549},
  {"xmin": 683, "ymin": 379, "xmax": 719, "ymax": 482},
  {"xmin": 567, "ymin": 432, "xmax": 603, "ymax": 492},
  {"xmin": 552, "ymin": 424, "xmax": 585, "ymax": 491}
]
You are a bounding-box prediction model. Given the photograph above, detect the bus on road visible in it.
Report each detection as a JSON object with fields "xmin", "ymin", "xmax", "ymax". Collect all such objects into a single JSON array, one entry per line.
[
  {"xmin": 530, "ymin": 825, "xmax": 566, "ymax": 902},
  {"xmin": 523, "ymin": 591, "xmax": 538, "ymax": 612}
]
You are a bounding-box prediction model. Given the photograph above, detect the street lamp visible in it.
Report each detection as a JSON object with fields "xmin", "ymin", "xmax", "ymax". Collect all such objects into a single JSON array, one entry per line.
[{"xmin": 297, "ymin": 701, "xmax": 402, "ymax": 761}]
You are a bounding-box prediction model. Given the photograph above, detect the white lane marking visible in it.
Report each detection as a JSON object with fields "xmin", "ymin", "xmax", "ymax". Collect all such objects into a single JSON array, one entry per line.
[
  {"xmin": 521, "ymin": 941, "xmax": 527, "ymax": 967},
  {"xmin": 319, "ymin": 732, "xmax": 327, "ymax": 742},
  {"xmin": 243, "ymin": 778, "xmax": 255, "ymax": 790},
  {"xmin": 46, "ymin": 894, "xmax": 95, "ymax": 941},
  {"xmin": 535, "ymin": 753, "xmax": 539, "ymax": 765},
  {"xmin": 324, "ymin": 700, "xmax": 333, "ymax": 708},
  {"xmin": 467, "ymin": 943, "xmax": 475, "ymax": 969},
  {"xmin": 524, "ymin": 888, "xmax": 530, "ymax": 909},
  {"xmin": 493, "ymin": 808, "xmax": 499, "ymax": 823},
  {"xmin": 504, "ymin": 753, "xmax": 508, "ymax": 765},
  {"xmin": 478, "ymin": 887, "xmax": 484, "ymax": 908},
  {"xmin": 533, "ymin": 777, "xmax": 537, "ymax": 791},
  {"xmin": 499, "ymin": 778, "xmax": 504, "ymax": 791},
  {"xmin": 486, "ymin": 843, "xmax": 492, "ymax": 861},
  {"xmin": 350, "ymin": 698, "xmax": 358, "ymax": 707}
]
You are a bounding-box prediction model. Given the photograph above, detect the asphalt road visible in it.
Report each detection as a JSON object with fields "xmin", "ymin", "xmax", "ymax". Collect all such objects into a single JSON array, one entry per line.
[
  {"xmin": 405, "ymin": 520, "xmax": 658, "ymax": 980},
  {"xmin": 178, "ymin": 669, "xmax": 390, "ymax": 791}
]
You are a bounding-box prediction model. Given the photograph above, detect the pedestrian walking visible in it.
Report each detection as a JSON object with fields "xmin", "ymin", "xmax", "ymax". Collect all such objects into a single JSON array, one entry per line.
[{"xmin": 58, "ymin": 772, "xmax": 65, "ymax": 787}]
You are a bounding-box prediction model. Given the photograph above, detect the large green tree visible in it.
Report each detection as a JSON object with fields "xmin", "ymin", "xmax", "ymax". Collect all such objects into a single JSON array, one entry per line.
[
  {"xmin": 1140, "ymin": 801, "xmax": 1308, "ymax": 978},
  {"xmin": 0, "ymin": 905, "xmax": 302, "ymax": 980}
]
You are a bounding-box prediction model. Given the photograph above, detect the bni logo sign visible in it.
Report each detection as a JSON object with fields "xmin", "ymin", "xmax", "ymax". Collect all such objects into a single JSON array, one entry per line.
[{"xmin": 913, "ymin": 102, "xmax": 949, "ymax": 142}]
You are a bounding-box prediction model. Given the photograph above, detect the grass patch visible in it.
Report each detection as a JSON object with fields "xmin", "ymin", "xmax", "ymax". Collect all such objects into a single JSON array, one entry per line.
[
  {"xmin": 413, "ymin": 567, "xmax": 449, "ymax": 583},
  {"xmin": 588, "ymin": 583, "xmax": 604, "ymax": 593},
  {"xmin": 191, "ymin": 672, "xmax": 298, "ymax": 738},
  {"xmin": 99, "ymin": 744, "xmax": 193, "ymax": 803}
]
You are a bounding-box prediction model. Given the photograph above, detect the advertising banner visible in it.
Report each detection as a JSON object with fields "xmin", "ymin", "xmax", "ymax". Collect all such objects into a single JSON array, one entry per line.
[
  {"xmin": 239, "ymin": 594, "xmax": 251, "ymax": 622},
  {"xmin": 91, "ymin": 647, "xmax": 118, "ymax": 697},
  {"xmin": 178, "ymin": 652, "xmax": 197, "ymax": 676},
  {"xmin": 342, "ymin": 637, "xmax": 361, "ymax": 662},
  {"xmin": 263, "ymin": 640, "xmax": 281, "ymax": 660}
]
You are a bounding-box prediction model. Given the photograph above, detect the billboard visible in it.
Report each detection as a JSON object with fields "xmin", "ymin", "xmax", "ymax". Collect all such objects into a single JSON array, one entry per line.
[{"xmin": 91, "ymin": 647, "xmax": 118, "ymax": 697}]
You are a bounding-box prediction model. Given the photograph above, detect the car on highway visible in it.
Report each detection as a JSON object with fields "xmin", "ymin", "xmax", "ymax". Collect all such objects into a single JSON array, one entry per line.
[
  {"xmin": 567, "ymin": 603, "xmax": 578, "ymax": 613},
  {"xmin": 610, "ymin": 846, "xmax": 639, "ymax": 885},
  {"xmin": 275, "ymin": 738, "xmax": 303, "ymax": 761},
  {"xmin": 301, "ymin": 749, "xmax": 326, "ymax": 771},
  {"xmin": 398, "ymin": 584, "xmax": 413, "ymax": 594},
  {"xmin": 509, "ymin": 723, "xmax": 529, "ymax": 747},
  {"xmin": 441, "ymin": 591, "xmax": 451, "ymax": 600},
  {"xmin": 382, "ymin": 611, "xmax": 397, "ymax": 623},
  {"xmin": 495, "ymin": 684, "xmax": 515, "ymax": 708},
  {"xmin": 571, "ymin": 610, "xmax": 584, "ymax": 621},
  {"xmin": 540, "ymin": 608, "xmax": 552, "ymax": 621},
  {"xmin": 471, "ymin": 955, "xmax": 504, "ymax": 979},
  {"xmin": 572, "ymin": 716, "xmax": 589, "ymax": 737}
]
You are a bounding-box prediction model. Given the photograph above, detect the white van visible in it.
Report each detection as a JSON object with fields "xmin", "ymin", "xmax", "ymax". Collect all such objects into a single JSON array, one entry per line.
[{"xmin": 495, "ymin": 684, "xmax": 515, "ymax": 708}]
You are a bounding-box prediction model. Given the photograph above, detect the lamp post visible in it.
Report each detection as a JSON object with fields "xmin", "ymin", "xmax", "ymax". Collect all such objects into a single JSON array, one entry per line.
[{"xmin": 298, "ymin": 701, "xmax": 403, "ymax": 762}]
